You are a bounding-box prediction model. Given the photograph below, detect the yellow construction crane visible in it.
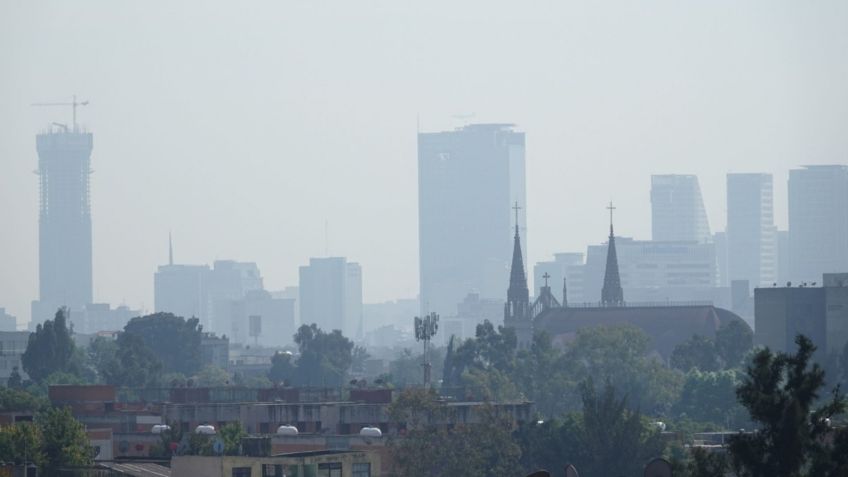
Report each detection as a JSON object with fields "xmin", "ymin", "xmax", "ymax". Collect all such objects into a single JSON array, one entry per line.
[{"xmin": 31, "ymin": 94, "xmax": 89, "ymax": 132}]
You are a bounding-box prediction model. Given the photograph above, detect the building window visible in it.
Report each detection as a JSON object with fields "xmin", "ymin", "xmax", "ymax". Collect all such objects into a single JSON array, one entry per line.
[
  {"xmin": 232, "ymin": 468, "xmax": 252, "ymax": 477},
  {"xmin": 317, "ymin": 462, "xmax": 341, "ymax": 477},
  {"xmin": 352, "ymin": 463, "xmax": 371, "ymax": 477},
  {"xmin": 262, "ymin": 464, "xmax": 282, "ymax": 477}
]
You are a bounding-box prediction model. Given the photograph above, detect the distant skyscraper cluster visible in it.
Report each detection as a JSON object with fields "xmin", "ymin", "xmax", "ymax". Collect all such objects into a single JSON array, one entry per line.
[{"xmin": 14, "ymin": 112, "xmax": 848, "ymax": 350}]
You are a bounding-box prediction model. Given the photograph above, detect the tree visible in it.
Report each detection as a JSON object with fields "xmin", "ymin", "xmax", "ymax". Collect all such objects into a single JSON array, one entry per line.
[
  {"xmin": 21, "ymin": 308, "xmax": 78, "ymax": 382},
  {"xmin": 123, "ymin": 312, "xmax": 203, "ymax": 375},
  {"xmin": 292, "ymin": 324, "xmax": 354, "ymax": 386},
  {"xmin": 268, "ymin": 351, "xmax": 295, "ymax": 384},
  {"xmin": 515, "ymin": 379, "xmax": 665, "ymax": 476},
  {"xmin": 101, "ymin": 332, "xmax": 163, "ymax": 387},
  {"xmin": 570, "ymin": 379, "xmax": 666, "ymax": 477},
  {"xmin": 219, "ymin": 422, "xmax": 246, "ymax": 455},
  {"xmin": 715, "ymin": 320, "xmax": 753, "ymax": 368},
  {"xmin": 562, "ymin": 324, "xmax": 682, "ymax": 414},
  {"xmin": 351, "ymin": 345, "xmax": 370, "ymax": 374},
  {"xmin": 672, "ymin": 369, "xmax": 748, "ymax": 428},
  {"xmin": 670, "ymin": 334, "xmax": 721, "ymax": 372},
  {"xmin": 0, "ymin": 387, "xmax": 47, "ymax": 412},
  {"xmin": 0, "ymin": 422, "xmax": 44, "ymax": 467},
  {"xmin": 388, "ymin": 388, "xmax": 521, "ymax": 477},
  {"xmin": 38, "ymin": 406, "xmax": 93, "ymax": 472},
  {"xmin": 7, "ymin": 366, "xmax": 23, "ymax": 389},
  {"xmin": 728, "ymin": 335, "xmax": 848, "ymax": 477},
  {"xmin": 440, "ymin": 321, "xmax": 519, "ymax": 399},
  {"xmin": 194, "ymin": 366, "xmax": 230, "ymax": 387}
]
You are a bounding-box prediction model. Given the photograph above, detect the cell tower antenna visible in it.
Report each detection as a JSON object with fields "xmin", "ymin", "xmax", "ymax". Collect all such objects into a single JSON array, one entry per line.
[{"xmin": 414, "ymin": 312, "xmax": 439, "ymax": 388}]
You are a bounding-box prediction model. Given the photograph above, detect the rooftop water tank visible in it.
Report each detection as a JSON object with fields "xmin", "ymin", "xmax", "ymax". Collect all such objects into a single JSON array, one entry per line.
[
  {"xmin": 195, "ymin": 424, "xmax": 216, "ymax": 435},
  {"xmin": 277, "ymin": 425, "xmax": 299, "ymax": 436},
  {"xmin": 359, "ymin": 426, "xmax": 382, "ymax": 438}
]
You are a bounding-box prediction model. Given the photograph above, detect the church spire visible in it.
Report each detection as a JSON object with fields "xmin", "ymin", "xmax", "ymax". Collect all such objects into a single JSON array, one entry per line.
[
  {"xmin": 602, "ymin": 202, "xmax": 624, "ymax": 307},
  {"xmin": 505, "ymin": 201, "xmax": 532, "ymax": 349},
  {"xmin": 508, "ymin": 202, "xmax": 529, "ymax": 302}
]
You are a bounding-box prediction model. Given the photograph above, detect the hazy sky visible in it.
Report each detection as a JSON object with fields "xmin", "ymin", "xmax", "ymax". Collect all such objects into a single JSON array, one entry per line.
[{"xmin": 1, "ymin": 1, "xmax": 847, "ymax": 325}]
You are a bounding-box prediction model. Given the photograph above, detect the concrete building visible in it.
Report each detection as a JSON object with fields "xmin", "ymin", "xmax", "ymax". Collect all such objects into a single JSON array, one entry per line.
[
  {"xmin": 154, "ymin": 259, "xmax": 266, "ymax": 337},
  {"xmin": 201, "ymin": 332, "xmax": 230, "ymax": 369},
  {"xmin": 650, "ymin": 175, "xmax": 712, "ymax": 243},
  {"xmin": 214, "ymin": 290, "xmax": 296, "ymax": 347},
  {"xmin": 776, "ymin": 229, "xmax": 790, "ymax": 285},
  {"xmin": 172, "ymin": 451, "xmax": 381, "ymax": 477},
  {"xmin": 362, "ymin": 298, "xmax": 418, "ymax": 335},
  {"xmin": 533, "ymin": 253, "xmax": 585, "ymax": 304},
  {"xmin": 154, "ymin": 264, "xmax": 210, "ymax": 323},
  {"xmin": 713, "ymin": 232, "xmax": 729, "ymax": 287},
  {"xmin": 727, "ymin": 173, "xmax": 776, "ymax": 290},
  {"xmin": 31, "ymin": 127, "xmax": 95, "ymax": 324},
  {"xmin": 754, "ymin": 273, "xmax": 848, "ymax": 359},
  {"xmin": 299, "ymin": 257, "xmax": 362, "ymax": 337},
  {"xmin": 0, "ymin": 331, "xmax": 30, "ymax": 384},
  {"xmin": 75, "ymin": 303, "xmax": 139, "ymax": 334},
  {"xmin": 0, "ymin": 308, "xmax": 16, "ymax": 332},
  {"xmin": 581, "ymin": 238, "xmax": 719, "ymax": 304},
  {"xmin": 788, "ymin": 165, "xmax": 848, "ymax": 283},
  {"xmin": 418, "ymin": 123, "xmax": 526, "ymax": 317},
  {"xmin": 441, "ymin": 292, "xmax": 504, "ymax": 344}
]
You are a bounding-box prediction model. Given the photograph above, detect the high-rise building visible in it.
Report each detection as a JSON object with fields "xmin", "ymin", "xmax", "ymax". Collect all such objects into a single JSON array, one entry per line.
[
  {"xmin": 32, "ymin": 127, "xmax": 94, "ymax": 323},
  {"xmin": 154, "ymin": 264, "xmax": 210, "ymax": 323},
  {"xmin": 788, "ymin": 165, "xmax": 848, "ymax": 283},
  {"xmin": 726, "ymin": 173, "xmax": 776, "ymax": 289},
  {"xmin": 299, "ymin": 257, "xmax": 363, "ymax": 336},
  {"xmin": 154, "ymin": 254, "xmax": 265, "ymax": 336},
  {"xmin": 650, "ymin": 175, "xmax": 711, "ymax": 243},
  {"xmin": 582, "ymin": 238, "xmax": 718, "ymax": 304},
  {"xmin": 418, "ymin": 124, "xmax": 526, "ymax": 316}
]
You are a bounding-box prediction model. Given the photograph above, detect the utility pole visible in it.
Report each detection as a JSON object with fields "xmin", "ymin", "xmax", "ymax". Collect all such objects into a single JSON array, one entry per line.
[{"xmin": 414, "ymin": 312, "xmax": 439, "ymax": 388}]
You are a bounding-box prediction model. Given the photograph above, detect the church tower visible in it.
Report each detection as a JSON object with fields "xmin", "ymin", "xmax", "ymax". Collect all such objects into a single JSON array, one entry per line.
[
  {"xmin": 602, "ymin": 202, "xmax": 625, "ymax": 307},
  {"xmin": 504, "ymin": 202, "xmax": 532, "ymax": 348}
]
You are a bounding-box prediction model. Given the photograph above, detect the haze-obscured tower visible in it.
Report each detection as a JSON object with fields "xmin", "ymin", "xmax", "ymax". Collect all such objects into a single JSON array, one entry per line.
[
  {"xmin": 299, "ymin": 257, "xmax": 363, "ymax": 337},
  {"xmin": 418, "ymin": 124, "xmax": 526, "ymax": 316},
  {"xmin": 651, "ymin": 175, "xmax": 711, "ymax": 243},
  {"xmin": 788, "ymin": 165, "xmax": 848, "ymax": 283},
  {"xmin": 33, "ymin": 127, "xmax": 94, "ymax": 321},
  {"xmin": 727, "ymin": 173, "xmax": 776, "ymax": 289}
]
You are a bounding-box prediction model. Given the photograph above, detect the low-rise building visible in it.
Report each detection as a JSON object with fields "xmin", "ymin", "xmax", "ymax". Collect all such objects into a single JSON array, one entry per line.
[
  {"xmin": 755, "ymin": 273, "xmax": 848, "ymax": 358},
  {"xmin": 172, "ymin": 450, "xmax": 380, "ymax": 477},
  {"xmin": 0, "ymin": 331, "xmax": 30, "ymax": 383}
]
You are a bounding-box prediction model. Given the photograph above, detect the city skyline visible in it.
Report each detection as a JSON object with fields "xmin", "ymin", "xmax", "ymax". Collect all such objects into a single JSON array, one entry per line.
[{"xmin": 2, "ymin": 1, "xmax": 848, "ymax": 323}]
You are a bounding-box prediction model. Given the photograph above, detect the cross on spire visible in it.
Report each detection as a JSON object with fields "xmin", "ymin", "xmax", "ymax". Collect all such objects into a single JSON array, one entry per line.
[
  {"xmin": 513, "ymin": 201, "xmax": 522, "ymax": 234},
  {"xmin": 606, "ymin": 201, "xmax": 616, "ymax": 227},
  {"xmin": 542, "ymin": 272, "xmax": 550, "ymax": 287}
]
